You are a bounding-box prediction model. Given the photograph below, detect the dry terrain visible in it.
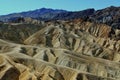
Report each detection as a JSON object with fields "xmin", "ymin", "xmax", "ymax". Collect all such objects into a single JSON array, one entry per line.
[{"xmin": 0, "ymin": 19, "xmax": 120, "ymax": 80}]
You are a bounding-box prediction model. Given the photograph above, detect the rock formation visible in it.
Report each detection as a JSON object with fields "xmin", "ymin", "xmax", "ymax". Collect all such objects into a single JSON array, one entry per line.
[{"xmin": 0, "ymin": 18, "xmax": 119, "ymax": 80}]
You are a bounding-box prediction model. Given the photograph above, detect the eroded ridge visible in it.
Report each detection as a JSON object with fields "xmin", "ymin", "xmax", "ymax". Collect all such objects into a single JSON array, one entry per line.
[{"xmin": 0, "ymin": 19, "xmax": 119, "ymax": 80}]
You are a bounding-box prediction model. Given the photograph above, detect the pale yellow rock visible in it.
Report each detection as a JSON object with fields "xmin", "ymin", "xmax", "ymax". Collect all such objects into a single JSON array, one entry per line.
[{"xmin": 0, "ymin": 19, "xmax": 119, "ymax": 80}]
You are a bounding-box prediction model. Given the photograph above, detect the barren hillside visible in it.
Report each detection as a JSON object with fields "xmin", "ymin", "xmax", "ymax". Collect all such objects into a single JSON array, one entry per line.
[{"xmin": 0, "ymin": 19, "xmax": 119, "ymax": 80}]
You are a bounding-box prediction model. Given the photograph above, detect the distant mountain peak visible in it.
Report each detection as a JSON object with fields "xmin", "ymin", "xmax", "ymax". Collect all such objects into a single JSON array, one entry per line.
[
  {"xmin": 35, "ymin": 7, "xmax": 67, "ymax": 12},
  {"xmin": 0, "ymin": 6, "xmax": 120, "ymax": 29},
  {"xmin": 0, "ymin": 8, "xmax": 94, "ymax": 22}
]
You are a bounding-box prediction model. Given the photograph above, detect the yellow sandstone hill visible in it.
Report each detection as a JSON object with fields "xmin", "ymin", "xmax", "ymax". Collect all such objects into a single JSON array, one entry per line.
[{"xmin": 0, "ymin": 19, "xmax": 119, "ymax": 80}]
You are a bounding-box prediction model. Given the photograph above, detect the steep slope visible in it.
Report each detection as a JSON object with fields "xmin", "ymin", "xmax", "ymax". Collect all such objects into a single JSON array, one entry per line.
[
  {"xmin": 0, "ymin": 21, "xmax": 45, "ymax": 43},
  {"xmin": 0, "ymin": 53, "xmax": 116, "ymax": 80},
  {"xmin": 24, "ymin": 20, "xmax": 120, "ymax": 61},
  {"xmin": 0, "ymin": 37, "xmax": 119, "ymax": 80},
  {"xmin": 89, "ymin": 6, "xmax": 120, "ymax": 29},
  {"xmin": 0, "ymin": 19, "xmax": 119, "ymax": 80}
]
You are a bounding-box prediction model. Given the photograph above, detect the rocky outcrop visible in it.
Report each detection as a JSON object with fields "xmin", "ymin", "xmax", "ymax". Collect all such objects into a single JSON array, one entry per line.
[
  {"xmin": 0, "ymin": 22, "xmax": 45, "ymax": 43},
  {"xmin": 24, "ymin": 20, "xmax": 120, "ymax": 61},
  {"xmin": 0, "ymin": 39, "xmax": 119, "ymax": 80},
  {"xmin": 89, "ymin": 6, "xmax": 120, "ymax": 29},
  {"xmin": 0, "ymin": 19, "xmax": 119, "ymax": 80},
  {"xmin": 0, "ymin": 53, "xmax": 116, "ymax": 80}
]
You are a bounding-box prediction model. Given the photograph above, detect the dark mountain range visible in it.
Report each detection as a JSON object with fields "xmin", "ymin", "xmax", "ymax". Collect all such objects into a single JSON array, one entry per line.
[
  {"xmin": 88, "ymin": 6, "xmax": 120, "ymax": 29},
  {"xmin": 0, "ymin": 8, "xmax": 67, "ymax": 22},
  {"xmin": 50, "ymin": 8, "xmax": 95, "ymax": 20},
  {"xmin": 0, "ymin": 8, "xmax": 95, "ymax": 22},
  {"xmin": 0, "ymin": 6, "xmax": 120, "ymax": 29}
]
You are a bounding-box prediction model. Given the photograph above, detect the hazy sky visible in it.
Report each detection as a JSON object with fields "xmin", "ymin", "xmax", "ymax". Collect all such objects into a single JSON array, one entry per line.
[{"xmin": 0, "ymin": 0, "xmax": 120, "ymax": 15}]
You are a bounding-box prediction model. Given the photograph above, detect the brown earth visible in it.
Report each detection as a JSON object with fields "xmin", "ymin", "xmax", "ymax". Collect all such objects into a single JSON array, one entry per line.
[{"xmin": 0, "ymin": 19, "xmax": 119, "ymax": 80}]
